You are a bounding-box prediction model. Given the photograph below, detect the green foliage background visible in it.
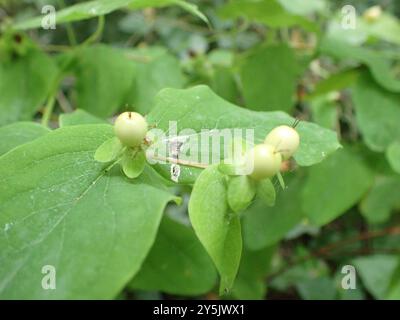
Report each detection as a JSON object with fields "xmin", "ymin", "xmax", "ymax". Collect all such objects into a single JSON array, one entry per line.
[{"xmin": 0, "ymin": 0, "xmax": 400, "ymax": 300}]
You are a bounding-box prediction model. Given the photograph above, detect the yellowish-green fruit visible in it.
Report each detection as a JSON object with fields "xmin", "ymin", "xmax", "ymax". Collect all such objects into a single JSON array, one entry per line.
[
  {"xmin": 114, "ymin": 112, "xmax": 148, "ymax": 147},
  {"xmin": 363, "ymin": 5, "xmax": 382, "ymax": 22},
  {"xmin": 247, "ymin": 144, "xmax": 282, "ymax": 180},
  {"xmin": 264, "ymin": 125, "xmax": 300, "ymax": 160}
]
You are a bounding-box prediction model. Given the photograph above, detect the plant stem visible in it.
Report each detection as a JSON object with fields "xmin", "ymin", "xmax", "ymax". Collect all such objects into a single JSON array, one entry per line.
[
  {"xmin": 58, "ymin": 0, "xmax": 77, "ymax": 46},
  {"xmin": 266, "ymin": 225, "xmax": 400, "ymax": 282},
  {"xmin": 148, "ymin": 154, "xmax": 208, "ymax": 169},
  {"xmin": 65, "ymin": 23, "xmax": 78, "ymax": 46},
  {"xmin": 41, "ymin": 93, "xmax": 57, "ymax": 127},
  {"xmin": 82, "ymin": 15, "xmax": 105, "ymax": 46}
]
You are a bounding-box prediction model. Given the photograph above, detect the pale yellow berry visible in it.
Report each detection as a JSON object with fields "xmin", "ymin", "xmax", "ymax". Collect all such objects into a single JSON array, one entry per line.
[
  {"xmin": 264, "ymin": 125, "xmax": 300, "ymax": 160},
  {"xmin": 114, "ymin": 112, "xmax": 148, "ymax": 147},
  {"xmin": 247, "ymin": 144, "xmax": 282, "ymax": 180}
]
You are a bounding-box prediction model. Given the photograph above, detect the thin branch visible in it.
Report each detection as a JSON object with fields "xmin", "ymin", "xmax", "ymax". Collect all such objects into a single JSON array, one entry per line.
[
  {"xmin": 148, "ymin": 154, "xmax": 208, "ymax": 169},
  {"xmin": 267, "ymin": 225, "xmax": 400, "ymax": 282},
  {"xmin": 41, "ymin": 94, "xmax": 56, "ymax": 127},
  {"xmin": 56, "ymin": 90, "xmax": 73, "ymax": 113}
]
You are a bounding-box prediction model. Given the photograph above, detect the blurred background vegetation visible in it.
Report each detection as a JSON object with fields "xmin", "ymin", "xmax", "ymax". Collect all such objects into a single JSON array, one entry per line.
[{"xmin": 1, "ymin": 0, "xmax": 400, "ymax": 300}]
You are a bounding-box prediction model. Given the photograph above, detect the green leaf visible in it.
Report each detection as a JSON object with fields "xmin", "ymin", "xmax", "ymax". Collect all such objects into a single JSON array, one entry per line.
[
  {"xmin": 126, "ymin": 47, "xmax": 186, "ymax": 114},
  {"xmin": 256, "ymin": 179, "xmax": 276, "ymax": 207},
  {"xmin": 218, "ymin": 0, "xmax": 318, "ymax": 32},
  {"xmin": 320, "ymin": 37, "xmax": 400, "ymax": 92},
  {"xmin": 276, "ymin": 172, "xmax": 285, "ymax": 190},
  {"xmin": 130, "ymin": 216, "xmax": 217, "ymax": 295},
  {"xmin": 352, "ymin": 73, "xmax": 400, "ymax": 152},
  {"xmin": 147, "ymin": 85, "xmax": 341, "ymax": 184},
  {"xmin": 0, "ymin": 122, "xmax": 50, "ymax": 156},
  {"xmin": 386, "ymin": 141, "xmax": 400, "ymax": 174},
  {"xmin": 14, "ymin": 0, "xmax": 209, "ymax": 30},
  {"xmin": 150, "ymin": 0, "xmax": 209, "ymax": 25},
  {"xmin": 0, "ymin": 124, "xmax": 176, "ymax": 299},
  {"xmin": 326, "ymin": 11, "xmax": 400, "ymax": 46},
  {"xmin": 270, "ymin": 257, "xmax": 330, "ymax": 291},
  {"xmin": 240, "ymin": 44, "xmax": 299, "ymax": 112},
  {"xmin": 388, "ymin": 262, "xmax": 400, "ymax": 300},
  {"xmin": 210, "ymin": 66, "xmax": 239, "ymax": 104},
  {"xmin": 333, "ymin": 269, "xmax": 366, "ymax": 300},
  {"xmin": 231, "ymin": 245, "xmax": 276, "ymax": 300},
  {"xmin": 360, "ymin": 13, "xmax": 400, "ymax": 45},
  {"xmin": 326, "ymin": 15, "xmax": 366, "ymax": 46},
  {"xmin": 227, "ymin": 175, "xmax": 256, "ymax": 213},
  {"xmin": 308, "ymin": 69, "xmax": 359, "ymax": 99},
  {"xmin": 360, "ymin": 176, "xmax": 400, "ymax": 224},
  {"xmin": 59, "ymin": 109, "xmax": 107, "ymax": 127},
  {"xmin": 0, "ymin": 48, "xmax": 58, "ymax": 125},
  {"xmin": 302, "ymin": 147, "xmax": 374, "ymax": 226},
  {"xmin": 309, "ymin": 94, "xmax": 338, "ymax": 130},
  {"xmin": 352, "ymin": 255, "xmax": 399, "ymax": 299},
  {"xmin": 188, "ymin": 165, "xmax": 242, "ymax": 294},
  {"xmin": 296, "ymin": 277, "xmax": 337, "ymax": 300},
  {"xmin": 73, "ymin": 45, "xmax": 136, "ymax": 118},
  {"xmin": 277, "ymin": 0, "xmax": 327, "ymax": 16},
  {"xmin": 94, "ymin": 137, "xmax": 123, "ymax": 163},
  {"xmin": 121, "ymin": 149, "xmax": 146, "ymax": 179},
  {"xmin": 243, "ymin": 174, "xmax": 305, "ymax": 250}
]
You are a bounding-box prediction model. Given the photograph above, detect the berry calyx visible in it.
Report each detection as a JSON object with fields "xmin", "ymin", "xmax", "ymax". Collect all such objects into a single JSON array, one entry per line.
[
  {"xmin": 264, "ymin": 125, "xmax": 300, "ymax": 160},
  {"xmin": 247, "ymin": 144, "xmax": 282, "ymax": 180},
  {"xmin": 114, "ymin": 112, "xmax": 148, "ymax": 147}
]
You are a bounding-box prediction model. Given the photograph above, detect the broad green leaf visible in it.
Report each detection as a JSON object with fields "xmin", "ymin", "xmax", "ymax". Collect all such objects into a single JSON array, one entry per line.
[
  {"xmin": 188, "ymin": 165, "xmax": 242, "ymax": 294},
  {"xmin": 320, "ymin": 38, "xmax": 400, "ymax": 92},
  {"xmin": 73, "ymin": 45, "xmax": 136, "ymax": 118},
  {"xmin": 240, "ymin": 44, "xmax": 299, "ymax": 112},
  {"xmin": 147, "ymin": 85, "xmax": 341, "ymax": 184},
  {"xmin": 352, "ymin": 255, "xmax": 399, "ymax": 299},
  {"xmin": 13, "ymin": 0, "xmax": 208, "ymax": 30},
  {"xmin": 352, "ymin": 73, "xmax": 400, "ymax": 152},
  {"xmin": 59, "ymin": 109, "xmax": 107, "ymax": 127},
  {"xmin": 208, "ymin": 50, "xmax": 235, "ymax": 68},
  {"xmin": 360, "ymin": 176, "xmax": 400, "ymax": 224},
  {"xmin": 359, "ymin": 13, "xmax": 400, "ymax": 45},
  {"xmin": 333, "ymin": 269, "xmax": 366, "ymax": 300},
  {"xmin": 278, "ymin": 0, "xmax": 327, "ymax": 16},
  {"xmin": 386, "ymin": 141, "xmax": 400, "ymax": 174},
  {"xmin": 146, "ymin": 0, "xmax": 209, "ymax": 25},
  {"xmin": 227, "ymin": 175, "xmax": 256, "ymax": 213},
  {"xmin": 218, "ymin": 163, "xmax": 243, "ymax": 176},
  {"xmin": 210, "ymin": 66, "xmax": 239, "ymax": 104},
  {"xmin": 302, "ymin": 147, "xmax": 374, "ymax": 226},
  {"xmin": 231, "ymin": 245, "xmax": 276, "ymax": 300},
  {"xmin": 270, "ymin": 257, "xmax": 330, "ymax": 291},
  {"xmin": 326, "ymin": 11, "xmax": 400, "ymax": 46},
  {"xmin": 121, "ymin": 149, "xmax": 146, "ymax": 178},
  {"xmin": 256, "ymin": 178, "xmax": 276, "ymax": 207},
  {"xmin": 130, "ymin": 216, "xmax": 217, "ymax": 295},
  {"xmin": 218, "ymin": 0, "xmax": 318, "ymax": 32},
  {"xmin": 388, "ymin": 262, "xmax": 400, "ymax": 300},
  {"xmin": 94, "ymin": 137, "xmax": 123, "ymax": 163},
  {"xmin": 0, "ymin": 124, "xmax": 176, "ymax": 299},
  {"xmin": 243, "ymin": 174, "xmax": 305, "ymax": 250},
  {"xmin": 296, "ymin": 277, "xmax": 337, "ymax": 300},
  {"xmin": 0, "ymin": 48, "xmax": 58, "ymax": 125},
  {"xmin": 309, "ymin": 95, "xmax": 338, "ymax": 130},
  {"xmin": 326, "ymin": 14, "xmax": 367, "ymax": 46},
  {"xmin": 308, "ymin": 69, "xmax": 359, "ymax": 99},
  {"xmin": 126, "ymin": 47, "xmax": 186, "ymax": 114},
  {"xmin": 0, "ymin": 122, "xmax": 50, "ymax": 156}
]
